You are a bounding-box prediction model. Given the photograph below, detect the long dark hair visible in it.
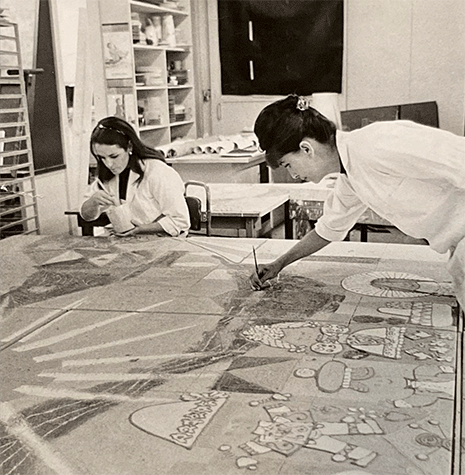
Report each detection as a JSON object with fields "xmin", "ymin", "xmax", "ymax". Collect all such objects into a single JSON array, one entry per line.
[
  {"xmin": 254, "ymin": 94, "xmax": 337, "ymax": 169},
  {"xmin": 90, "ymin": 116, "xmax": 165, "ymax": 183}
]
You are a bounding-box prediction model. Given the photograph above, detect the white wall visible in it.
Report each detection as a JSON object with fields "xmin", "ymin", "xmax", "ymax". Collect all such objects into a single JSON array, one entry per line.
[{"xmin": 346, "ymin": 0, "xmax": 465, "ymax": 135}]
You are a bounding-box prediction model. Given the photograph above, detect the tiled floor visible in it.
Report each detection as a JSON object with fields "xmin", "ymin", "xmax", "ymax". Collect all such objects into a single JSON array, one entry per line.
[{"xmin": 0, "ymin": 234, "xmax": 462, "ymax": 475}]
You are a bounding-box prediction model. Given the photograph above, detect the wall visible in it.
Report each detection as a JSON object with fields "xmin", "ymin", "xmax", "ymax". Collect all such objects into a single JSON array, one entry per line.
[
  {"xmin": 208, "ymin": 0, "xmax": 465, "ymax": 136},
  {"xmin": 1, "ymin": 0, "xmax": 37, "ymax": 69},
  {"xmin": 345, "ymin": 0, "xmax": 465, "ymax": 135}
]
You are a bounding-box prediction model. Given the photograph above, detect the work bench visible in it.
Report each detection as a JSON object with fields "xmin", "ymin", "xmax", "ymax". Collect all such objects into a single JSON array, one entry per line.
[
  {"xmin": 0, "ymin": 233, "xmax": 461, "ymax": 475},
  {"xmin": 66, "ymin": 179, "xmax": 406, "ymax": 242}
]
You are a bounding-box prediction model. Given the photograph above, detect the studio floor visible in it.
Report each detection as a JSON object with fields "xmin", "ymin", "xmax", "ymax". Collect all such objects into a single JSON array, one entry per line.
[{"xmin": 0, "ymin": 233, "xmax": 463, "ymax": 475}]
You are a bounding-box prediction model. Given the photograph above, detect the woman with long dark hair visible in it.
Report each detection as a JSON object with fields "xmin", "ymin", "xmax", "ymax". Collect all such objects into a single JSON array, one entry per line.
[{"xmin": 80, "ymin": 116, "xmax": 189, "ymax": 236}]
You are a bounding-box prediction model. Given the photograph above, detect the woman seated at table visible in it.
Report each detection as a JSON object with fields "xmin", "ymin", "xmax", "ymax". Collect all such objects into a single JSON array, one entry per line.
[{"xmin": 80, "ymin": 116, "xmax": 190, "ymax": 237}]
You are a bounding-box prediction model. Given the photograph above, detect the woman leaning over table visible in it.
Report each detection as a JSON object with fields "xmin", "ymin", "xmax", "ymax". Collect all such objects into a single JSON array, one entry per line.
[
  {"xmin": 249, "ymin": 95, "xmax": 465, "ymax": 310},
  {"xmin": 80, "ymin": 116, "xmax": 190, "ymax": 237}
]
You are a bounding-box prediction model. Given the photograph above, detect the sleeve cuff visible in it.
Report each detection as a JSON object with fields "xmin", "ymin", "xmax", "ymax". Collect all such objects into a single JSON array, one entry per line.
[
  {"xmin": 315, "ymin": 220, "xmax": 349, "ymax": 242},
  {"xmin": 157, "ymin": 215, "xmax": 182, "ymax": 237}
]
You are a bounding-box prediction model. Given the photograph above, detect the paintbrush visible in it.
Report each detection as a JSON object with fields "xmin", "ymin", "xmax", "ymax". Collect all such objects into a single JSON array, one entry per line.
[
  {"xmin": 252, "ymin": 246, "xmax": 260, "ymax": 277},
  {"xmin": 96, "ymin": 178, "xmax": 112, "ymax": 195},
  {"xmin": 96, "ymin": 178, "xmax": 119, "ymax": 206}
]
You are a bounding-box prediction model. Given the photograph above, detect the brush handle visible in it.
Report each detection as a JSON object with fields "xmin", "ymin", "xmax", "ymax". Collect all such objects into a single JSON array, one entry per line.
[{"xmin": 96, "ymin": 178, "xmax": 119, "ymax": 206}]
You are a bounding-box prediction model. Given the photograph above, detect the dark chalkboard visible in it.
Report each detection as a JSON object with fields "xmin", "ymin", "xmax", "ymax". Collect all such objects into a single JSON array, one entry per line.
[{"xmin": 218, "ymin": 0, "xmax": 343, "ymax": 96}]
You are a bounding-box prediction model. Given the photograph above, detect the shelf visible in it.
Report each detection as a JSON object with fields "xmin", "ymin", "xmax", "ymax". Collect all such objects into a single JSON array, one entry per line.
[
  {"xmin": 136, "ymin": 85, "xmax": 166, "ymax": 91},
  {"xmin": 139, "ymin": 124, "xmax": 168, "ymax": 132},
  {"xmin": 169, "ymin": 119, "xmax": 194, "ymax": 127},
  {"xmin": 168, "ymin": 84, "xmax": 193, "ymax": 90},
  {"xmin": 0, "ymin": 149, "xmax": 29, "ymax": 159},
  {"xmin": 0, "ymin": 121, "xmax": 26, "ymax": 128},
  {"xmin": 98, "ymin": 0, "xmax": 195, "ymax": 148},
  {"xmin": 166, "ymin": 45, "xmax": 191, "ymax": 52},
  {"xmin": 0, "ymin": 22, "xmax": 40, "ymax": 238},
  {"xmin": 0, "ymin": 78, "xmax": 21, "ymax": 85},
  {"xmin": 133, "ymin": 44, "xmax": 165, "ymax": 51},
  {"xmin": 0, "ymin": 162, "xmax": 33, "ymax": 173},
  {"xmin": 133, "ymin": 44, "xmax": 191, "ymax": 52},
  {"xmin": 130, "ymin": 0, "xmax": 188, "ymax": 16}
]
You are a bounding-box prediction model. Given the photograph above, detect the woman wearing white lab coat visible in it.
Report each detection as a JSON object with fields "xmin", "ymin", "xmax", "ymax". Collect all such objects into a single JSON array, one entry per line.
[{"xmin": 81, "ymin": 116, "xmax": 189, "ymax": 237}]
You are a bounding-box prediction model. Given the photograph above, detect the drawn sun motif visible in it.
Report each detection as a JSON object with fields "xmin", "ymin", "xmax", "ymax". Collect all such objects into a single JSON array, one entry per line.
[{"xmin": 341, "ymin": 271, "xmax": 439, "ymax": 298}]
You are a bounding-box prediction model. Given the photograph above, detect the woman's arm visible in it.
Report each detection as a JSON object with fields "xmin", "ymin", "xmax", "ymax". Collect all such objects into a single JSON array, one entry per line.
[
  {"xmin": 80, "ymin": 189, "xmax": 117, "ymax": 221},
  {"xmin": 250, "ymin": 229, "xmax": 330, "ymax": 289}
]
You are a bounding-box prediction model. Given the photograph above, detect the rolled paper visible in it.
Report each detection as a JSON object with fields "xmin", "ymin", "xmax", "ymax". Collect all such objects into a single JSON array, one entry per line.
[
  {"xmin": 228, "ymin": 134, "xmax": 258, "ymax": 150},
  {"xmin": 205, "ymin": 140, "xmax": 233, "ymax": 154},
  {"xmin": 158, "ymin": 140, "xmax": 195, "ymax": 158},
  {"xmin": 310, "ymin": 92, "xmax": 342, "ymax": 130},
  {"xmin": 152, "ymin": 16, "xmax": 162, "ymax": 44}
]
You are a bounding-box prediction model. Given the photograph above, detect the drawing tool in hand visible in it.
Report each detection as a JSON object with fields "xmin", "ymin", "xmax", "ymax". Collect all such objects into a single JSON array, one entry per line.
[
  {"xmin": 252, "ymin": 246, "xmax": 260, "ymax": 277},
  {"xmin": 96, "ymin": 178, "xmax": 112, "ymax": 195},
  {"xmin": 96, "ymin": 178, "xmax": 119, "ymax": 205}
]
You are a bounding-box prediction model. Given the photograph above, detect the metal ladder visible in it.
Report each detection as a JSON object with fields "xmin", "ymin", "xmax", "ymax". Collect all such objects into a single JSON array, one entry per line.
[{"xmin": 0, "ymin": 20, "xmax": 40, "ymax": 238}]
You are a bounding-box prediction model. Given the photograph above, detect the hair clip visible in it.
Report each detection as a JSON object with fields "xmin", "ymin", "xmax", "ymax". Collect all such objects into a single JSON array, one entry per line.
[{"xmin": 296, "ymin": 96, "xmax": 311, "ymax": 111}]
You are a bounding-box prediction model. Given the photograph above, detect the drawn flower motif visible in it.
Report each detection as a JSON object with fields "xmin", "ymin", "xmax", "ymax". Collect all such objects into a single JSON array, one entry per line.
[{"xmin": 415, "ymin": 432, "xmax": 443, "ymax": 448}]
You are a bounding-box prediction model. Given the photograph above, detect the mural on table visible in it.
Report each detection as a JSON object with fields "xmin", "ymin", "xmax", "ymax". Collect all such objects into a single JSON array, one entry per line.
[
  {"xmin": 342, "ymin": 271, "xmax": 455, "ymax": 299},
  {"xmin": 0, "ymin": 237, "xmax": 461, "ymax": 475}
]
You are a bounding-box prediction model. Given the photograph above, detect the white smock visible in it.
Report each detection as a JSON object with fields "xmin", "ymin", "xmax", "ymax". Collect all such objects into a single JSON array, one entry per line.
[
  {"xmin": 314, "ymin": 120, "xmax": 465, "ymax": 308},
  {"xmin": 81, "ymin": 159, "xmax": 190, "ymax": 237}
]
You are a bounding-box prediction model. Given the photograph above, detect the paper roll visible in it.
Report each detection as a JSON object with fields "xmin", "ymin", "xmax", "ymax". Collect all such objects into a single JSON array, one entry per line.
[
  {"xmin": 205, "ymin": 140, "xmax": 235, "ymax": 154},
  {"xmin": 310, "ymin": 93, "xmax": 342, "ymax": 130},
  {"xmin": 228, "ymin": 134, "xmax": 258, "ymax": 150},
  {"xmin": 158, "ymin": 140, "xmax": 195, "ymax": 158}
]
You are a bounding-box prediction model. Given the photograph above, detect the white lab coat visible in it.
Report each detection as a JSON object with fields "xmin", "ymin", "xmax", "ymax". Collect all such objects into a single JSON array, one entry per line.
[
  {"xmin": 315, "ymin": 120, "xmax": 465, "ymax": 308},
  {"xmin": 81, "ymin": 159, "xmax": 190, "ymax": 237}
]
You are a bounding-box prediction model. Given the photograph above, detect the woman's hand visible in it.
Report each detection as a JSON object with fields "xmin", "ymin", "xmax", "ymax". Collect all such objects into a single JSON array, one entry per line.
[
  {"xmin": 91, "ymin": 190, "xmax": 118, "ymax": 207},
  {"xmin": 112, "ymin": 223, "xmax": 138, "ymax": 237},
  {"xmin": 250, "ymin": 260, "xmax": 282, "ymax": 290},
  {"xmin": 81, "ymin": 190, "xmax": 118, "ymax": 222}
]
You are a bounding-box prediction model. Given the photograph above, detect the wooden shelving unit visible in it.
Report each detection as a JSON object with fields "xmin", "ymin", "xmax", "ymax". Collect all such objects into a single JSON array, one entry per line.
[
  {"xmin": 0, "ymin": 21, "xmax": 40, "ymax": 239},
  {"xmin": 96, "ymin": 0, "xmax": 196, "ymax": 149}
]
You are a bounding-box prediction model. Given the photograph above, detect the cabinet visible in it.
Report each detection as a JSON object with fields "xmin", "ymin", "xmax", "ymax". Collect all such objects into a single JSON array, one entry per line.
[{"xmin": 96, "ymin": 0, "xmax": 196, "ymax": 148}]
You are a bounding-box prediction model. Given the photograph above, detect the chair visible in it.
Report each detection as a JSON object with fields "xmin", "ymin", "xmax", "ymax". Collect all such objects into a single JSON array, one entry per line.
[{"xmin": 184, "ymin": 181, "xmax": 211, "ymax": 236}]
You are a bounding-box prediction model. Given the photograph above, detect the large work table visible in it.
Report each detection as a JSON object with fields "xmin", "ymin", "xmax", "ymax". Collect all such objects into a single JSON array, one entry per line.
[
  {"xmin": 167, "ymin": 152, "xmax": 268, "ymax": 183},
  {"xmin": 67, "ymin": 175, "xmax": 395, "ymax": 241},
  {"xmin": 203, "ymin": 179, "xmax": 392, "ymax": 240},
  {"xmin": 0, "ymin": 232, "xmax": 462, "ymax": 475}
]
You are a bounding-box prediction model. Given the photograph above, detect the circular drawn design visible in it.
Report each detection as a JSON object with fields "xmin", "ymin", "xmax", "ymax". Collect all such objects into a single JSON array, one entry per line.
[
  {"xmin": 415, "ymin": 432, "xmax": 443, "ymax": 448},
  {"xmin": 341, "ymin": 271, "xmax": 438, "ymax": 298}
]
